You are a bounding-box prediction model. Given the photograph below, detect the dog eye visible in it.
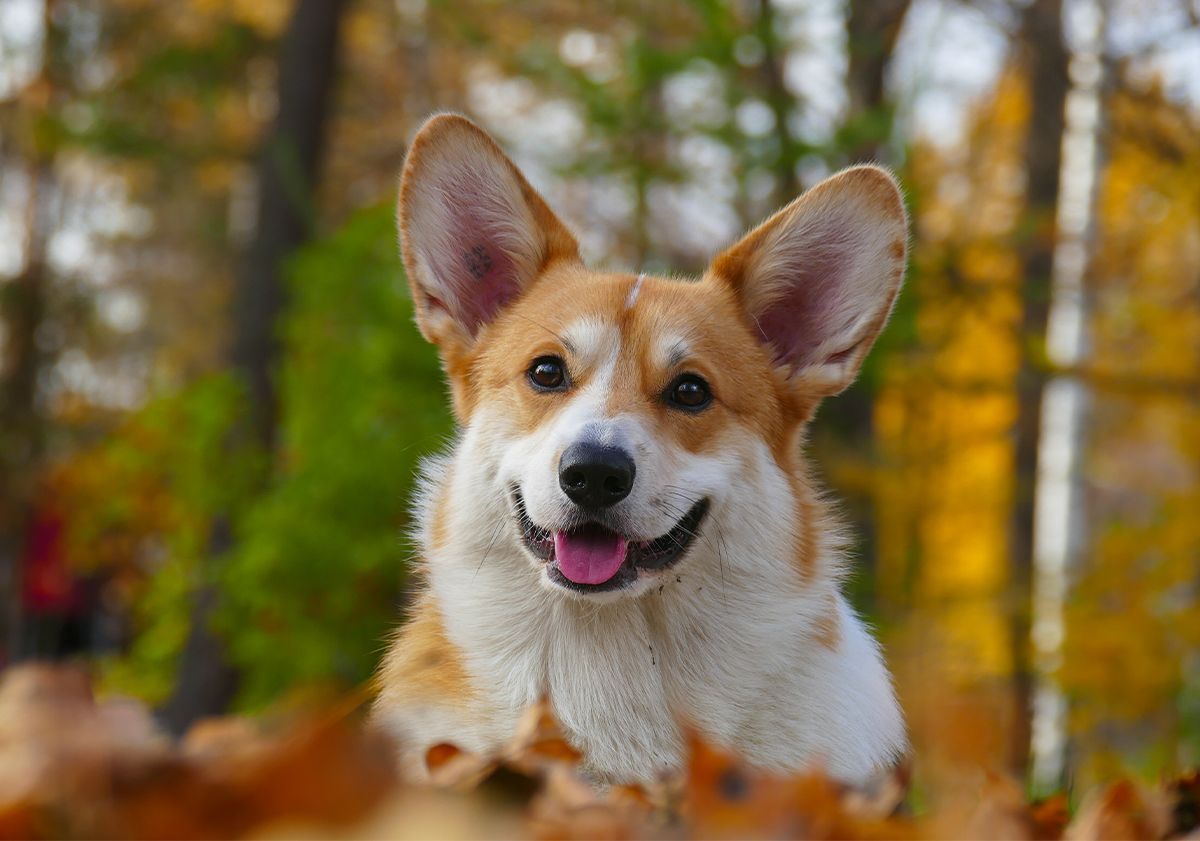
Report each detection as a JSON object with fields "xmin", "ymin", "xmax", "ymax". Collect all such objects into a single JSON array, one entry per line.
[
  {"xmin": 528, "ymin": 356, "xmax": 568, "ymax": 391},
  {"xmin": 667, "ymin": 374, "xmax": 711, "ymax": 410}
]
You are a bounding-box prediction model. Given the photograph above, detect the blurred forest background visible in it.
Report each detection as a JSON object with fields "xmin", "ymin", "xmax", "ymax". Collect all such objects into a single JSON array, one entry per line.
[{"xmin": 0, "ymin": 0, "xmax": 1197, "ymax": 803}]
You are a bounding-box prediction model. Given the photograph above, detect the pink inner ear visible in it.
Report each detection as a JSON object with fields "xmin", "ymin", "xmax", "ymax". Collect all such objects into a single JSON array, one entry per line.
[
  {"xmin": 446, "ymin": 239, "xmax": 517, "ymax": 334},
  {"xmin": 423, "ymin": 196, "xmax": 521, "ymax": 336},
  {"xmin": 754, "ymin": 242, "xmax": 854, "ymax": 369}
]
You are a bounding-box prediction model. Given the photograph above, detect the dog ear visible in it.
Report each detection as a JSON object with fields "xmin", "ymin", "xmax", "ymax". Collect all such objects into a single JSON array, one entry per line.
[
  {"xmin": 709, "ymin": 165, "xmax": 908, "ymax": 398},
  {"xmin": 398, "ymin": 114, "xmax": 580, "ymax": 359}
]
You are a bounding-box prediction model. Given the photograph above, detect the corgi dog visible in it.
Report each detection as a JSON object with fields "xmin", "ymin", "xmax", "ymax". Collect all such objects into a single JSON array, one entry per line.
[{"xmin": 373, "ymin": 114, "xmax": 908, "ymax": 786}]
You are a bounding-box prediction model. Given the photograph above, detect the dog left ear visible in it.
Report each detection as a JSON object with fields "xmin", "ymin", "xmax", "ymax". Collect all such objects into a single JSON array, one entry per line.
[
  {"xmin": 709, "ymin": 165, "xmax": 908, "ymax": 398},
  {"xmin": 398, "ymin": 114, "xmax": 581, "ymax": 362}
]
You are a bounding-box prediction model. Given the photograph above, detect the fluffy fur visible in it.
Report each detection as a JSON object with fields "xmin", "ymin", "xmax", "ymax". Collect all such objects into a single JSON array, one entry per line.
[{"xmin": 373, "ymin": 114, "xmax": 909, "ymax": 786}]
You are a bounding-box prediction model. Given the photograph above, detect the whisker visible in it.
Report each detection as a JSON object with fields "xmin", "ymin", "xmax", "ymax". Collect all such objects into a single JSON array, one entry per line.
[
  {"xmin": 513, "ymin": 313, "xmax": 574, "ymax": 354},
  {"xmin": 711, "ymin": 516, "xmax": 731, "ymax": 608},
  {"xmin": 657, "ymin": 492, "xmax": 729, "ymax": 607},
  {"xmin": 654, "ymin": 499, "xmax": 720, "ymax": 559},
  {"xmin": 474, "ymin": 516, "xmax": 508, "ymax": 581}
]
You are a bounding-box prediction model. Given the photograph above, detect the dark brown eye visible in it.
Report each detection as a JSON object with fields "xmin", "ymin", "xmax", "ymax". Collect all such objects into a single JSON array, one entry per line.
[
  {"xmin": 528, "ymin": 356, "xmax": 567, "ymax": 391},
  {"xmin": 667, "ymin": 374, "xmax": 711, "ymax": 410}
]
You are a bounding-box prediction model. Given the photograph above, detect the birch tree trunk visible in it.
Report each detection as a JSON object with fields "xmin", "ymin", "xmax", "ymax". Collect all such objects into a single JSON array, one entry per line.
[
  {"xmin": 1030, "ymin": 0, "xmax": 1111, "ymax": 792},
  {"xmin": 1009, "ymin": 0, "xmax": 1070, "ymax": 777}
]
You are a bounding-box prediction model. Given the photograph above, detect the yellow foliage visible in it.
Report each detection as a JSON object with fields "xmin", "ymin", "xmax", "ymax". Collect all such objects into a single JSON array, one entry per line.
[
  {"xmin": 1058, "ymin": 82, "xmax": 1200, "ymax": 785},
  {"xmin": 194, "ymin": 0, "xmax": 290, "ymax": 35},
  {"xmin": 875, "ymin": 72, "xmax": 1028, "ymax": 694}
]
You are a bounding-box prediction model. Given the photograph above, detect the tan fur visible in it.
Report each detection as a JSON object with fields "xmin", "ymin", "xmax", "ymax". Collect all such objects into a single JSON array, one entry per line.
[
  {"xmin": 814, "ymin": 592, "xmax": 843, "ymax": 651},
  {"xmin": 397, "ymin": 114, "xmax": 582, "ymax": 421},
  {"xmin": 469, "ymin": 266, "xmax": 795, "ymax": 457},
  {"xmin": 429, "ymin": 481, "xmax": 452, "ymax": 553},
  {"xmin": 792, "ymin": 477, "xmax": 821, "ymax": 578},
  {"xmin": 709, "ymin": 165, "xmax": 908, "ymax": 401},
  {"xmin": 376, "ymin": 596, "xmax": 477, "ymax": 711}
]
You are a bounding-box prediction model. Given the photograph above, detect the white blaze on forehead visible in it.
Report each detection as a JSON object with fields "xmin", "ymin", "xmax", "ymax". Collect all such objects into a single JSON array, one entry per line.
[
  {"xmin": 555, "ymin": 316, "xmax": 628, "ymax": 448},
  {"xmin": 562, "ymin": 316, "xmax": 619, "ymax": 371},
  {"xmin": 624, "ymin": 273, "xmax": 646, "ymax": 311}
]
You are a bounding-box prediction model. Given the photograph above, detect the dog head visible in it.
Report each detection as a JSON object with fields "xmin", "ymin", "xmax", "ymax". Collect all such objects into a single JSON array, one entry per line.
[{"xmin": 399, "ymin": 115, "xmax": 906, "ymax": 601}]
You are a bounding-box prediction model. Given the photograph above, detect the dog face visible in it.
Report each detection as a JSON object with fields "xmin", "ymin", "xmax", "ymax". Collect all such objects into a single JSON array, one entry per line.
[{"xmin": 398, "ymin": 115, "xmax": 907, "ymax": 601}]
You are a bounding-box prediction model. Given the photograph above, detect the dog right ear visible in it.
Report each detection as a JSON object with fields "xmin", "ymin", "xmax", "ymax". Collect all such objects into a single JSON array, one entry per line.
[
  {"xmin": 708, "ymin": 165, "xmax": 908, "ymax": 402},
  {"xmin": 398, "ymin": 114, "xmax": 580, "ymax": 365}
]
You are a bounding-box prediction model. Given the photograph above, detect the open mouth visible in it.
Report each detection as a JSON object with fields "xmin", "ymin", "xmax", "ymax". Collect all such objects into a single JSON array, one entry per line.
[{"xmin": 512, "ymin": 489, "xmax": 710, "ymax": 593}]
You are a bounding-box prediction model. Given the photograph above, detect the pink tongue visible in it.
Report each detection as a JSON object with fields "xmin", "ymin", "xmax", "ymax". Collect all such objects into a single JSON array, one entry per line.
[{"xmin": 553, "ymin": 530, "xmax": 629, "ymax": 585}]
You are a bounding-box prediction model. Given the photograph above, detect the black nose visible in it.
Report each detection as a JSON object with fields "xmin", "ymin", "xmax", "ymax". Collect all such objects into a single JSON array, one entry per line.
[{"xmin": 558, "ymin": 442, "xmax": 636, "ymax": 509}]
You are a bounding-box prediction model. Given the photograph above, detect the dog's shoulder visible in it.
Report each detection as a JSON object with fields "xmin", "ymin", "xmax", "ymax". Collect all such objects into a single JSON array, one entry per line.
[
  {"xmin": 372, "ymin": 592, "xmax": 508, "ymax": 778},
  {"xmin": 376, "ymin": 592, "xmax": 476, "ymax": 710}
]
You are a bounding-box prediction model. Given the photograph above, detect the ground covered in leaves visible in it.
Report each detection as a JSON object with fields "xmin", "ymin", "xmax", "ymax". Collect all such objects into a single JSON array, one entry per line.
[{"xmin": 0, "ymin": 664, "xmax": 1196, "ymax": 840}]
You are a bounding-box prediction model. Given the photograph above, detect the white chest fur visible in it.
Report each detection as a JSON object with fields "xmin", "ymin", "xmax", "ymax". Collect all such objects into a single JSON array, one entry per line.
[
  {"xmin": 401, "ymin": 409, "xmax": 908, "ymax": 786},
  {"xmin": 426, "ymin": 520, "xmax": 906, "ymax": 785}
]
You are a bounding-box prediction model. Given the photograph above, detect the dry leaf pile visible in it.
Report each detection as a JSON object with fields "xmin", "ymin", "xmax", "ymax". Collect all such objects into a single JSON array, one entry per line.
[{"xmin": 0, "ymin": 664, "xmax": 1196, "ymax": 840}]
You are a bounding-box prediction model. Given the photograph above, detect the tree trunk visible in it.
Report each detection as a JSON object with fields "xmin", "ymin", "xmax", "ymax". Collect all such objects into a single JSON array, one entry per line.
[
  {"xmin": 845, "ymin": 0, "xmax": 910, "ymax": 164},
  {"xmin": 826, "ymin": 0, "xmax": 910, "ymax": 615},
  {"xmin": 160, "ymin": 0, "xmax": 349, "ymax": 734},
  {"xmin": 233, "ymin": 0, "xmax": 350, "ymax": 447},
  {"xmin": 757, "ymin": 0, "xmax": 800, "ymax": 207},
  {"xmin": 0, "ymin": 165, "xmax": 51, "ymax": 663},
  {"xmin": 0, "ymin": 0, "xmax": 62, "ymax": 664},
  {"xmin": 1009, "ymin": 0, "xmax": 1070, "ymax": 778}
]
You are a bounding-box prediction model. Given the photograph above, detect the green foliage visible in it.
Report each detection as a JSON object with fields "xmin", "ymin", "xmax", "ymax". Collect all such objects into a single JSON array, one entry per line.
[
  {"xmin": 216, "ymin": 205, "xmax": 451, "ymax": 710},
  {"xmin": 91, "ymin": 375, "xmax": 261, "ymax": 704},
  {"xmin": 84, "ymin": 205, "xmax": 451, "ymax": 709},
  {"xmin": 72, "ymin": 17, "xmax": 269, "ymax": 161}
]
